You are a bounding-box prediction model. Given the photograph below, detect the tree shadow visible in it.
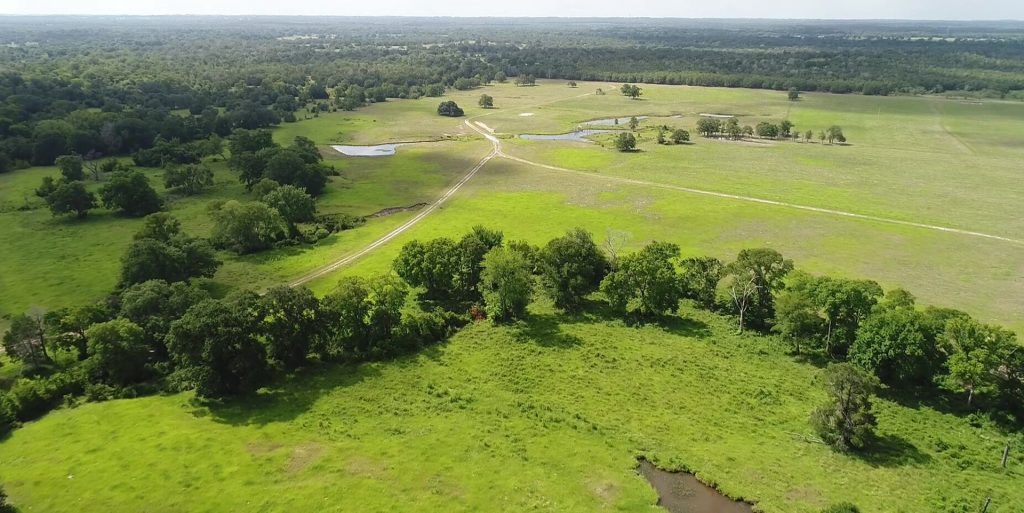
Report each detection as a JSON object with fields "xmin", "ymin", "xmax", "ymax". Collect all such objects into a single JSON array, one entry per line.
[
  {"xmin": 199, "ymin": 363, "xmax": 382, "ymax": 427},
  {"xmin": 655, "ymin": 316, "xmax": 712, "ymax": 338},
  {"xmin": 513, "ymin": 313, "xmax": 582, "ymax": 349},
  {"xmin": 854, "ymin": 432, "xmax": 933, "ymax": 468},
  {"xmin": 790, "ymin": 352, "xmax": 831, "ymax": 369}
]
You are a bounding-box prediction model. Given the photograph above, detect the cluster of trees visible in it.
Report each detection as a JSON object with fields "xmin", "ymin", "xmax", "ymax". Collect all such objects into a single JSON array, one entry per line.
[
  {"xmin": 620, "ymin": 84, "xmax": 643, "ymax": 99},
  {"xmin": 695, "ymin": 117, "xmax": 848, "ymax": 145},
  {"xmin": 35, "ymin": 156, "xmax": 163, "ymax": 219},
  {"xmin": 227, "ymin": 130, "xmax": 329, "ymax": 196},
  {"xmin": 0, "ymin": 225, "xmax": 470, "ymax": 437}
]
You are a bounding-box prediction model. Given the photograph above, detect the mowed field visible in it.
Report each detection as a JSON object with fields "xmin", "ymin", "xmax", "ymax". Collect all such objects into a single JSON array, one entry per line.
[{"xmin": 2, "ymin": 80, "xmax": 1024, "ymax": 512}]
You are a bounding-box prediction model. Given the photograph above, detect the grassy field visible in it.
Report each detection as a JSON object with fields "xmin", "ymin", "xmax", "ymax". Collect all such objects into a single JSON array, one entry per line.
[
  {"xmin": 3, "ymin": 79, "xmax": 1023, "ymax": 512},
  {"xmin": 1, "ymin": 299, "xmax": 1020, "ymax": 513}
]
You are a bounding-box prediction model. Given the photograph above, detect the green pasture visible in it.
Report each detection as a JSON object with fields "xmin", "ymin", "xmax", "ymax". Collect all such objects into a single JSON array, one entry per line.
[{"xmin": 2, "ymin": 300, "xmax": 1020, "ymax": 513}]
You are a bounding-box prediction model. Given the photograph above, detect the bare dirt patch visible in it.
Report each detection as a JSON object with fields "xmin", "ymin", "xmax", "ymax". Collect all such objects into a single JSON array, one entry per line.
[
  {"xmin": 369, "ymin": 203, "xmax": 428, "ymax": 218},
  {"xmin": 285, "ymin": 443, "xmax": 324, "ymax": 476}
]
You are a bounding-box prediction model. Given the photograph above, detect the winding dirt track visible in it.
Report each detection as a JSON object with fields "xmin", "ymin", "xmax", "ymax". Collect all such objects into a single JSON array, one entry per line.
[{"xmin": 289, "ymin": 95, "xmax": 1023, "ymax": 288}]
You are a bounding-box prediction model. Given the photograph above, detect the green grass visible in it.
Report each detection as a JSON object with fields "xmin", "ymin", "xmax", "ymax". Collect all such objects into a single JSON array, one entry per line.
[{"xmin": 1, "ymin": 300, "xmax": 1020, "ymax": 513}]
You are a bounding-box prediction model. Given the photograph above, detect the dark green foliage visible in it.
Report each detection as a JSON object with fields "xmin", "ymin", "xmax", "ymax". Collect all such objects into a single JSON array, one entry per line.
[
  {"xmin": 696, "ymin": 118, "xmax": 721, "ymax": 137},
  {"xmin": 55, "ymin": 154, "xmax": 84, "ymax": 181},
  {"xmin": 850, "ymin": 305, "xmax": 941, "ymax": 388},
  {"xmin": 678, "ymin": 257, "xmax": 724, "ymax": 310},
  {"xmin": 393, "ymin": 238, "xmax": 462, "ymax": 298},
  {"xmin": 755, "ymin": 121, "xmax": 780, "ymax": 138},
  {"xmin": 939, "ymin": 317, "xmax": 1018, "ymax": 407},
  {"xmin": 723, "ymin": 248, "xmax": 793, "ymax": 332},
  {"xmin": 209, "ymin": 200, "xmax": 287, "ymax": 254},
  {"xmin": 319, "ymin": 275, "xmax": 409, "ymax": 360},
  {"xmin": 120, "ymin": 214, "xmax": 220, "ymax": 285},
  {"xmin": 600, "ymin": 242, "xmax": 683, "ymax": 321},
  {"xmin": 119, "ymin": 280, "xmax": 210, "ymax": 359},
  {"xmin": 0, "ymin": 393, "xmax": 16, "ymax": 437},
  {"xmin": 614, "ymin": 132, "xmax": 637, "ymax": 151},
  {"xmin": 45, "ymin": 181, "xmax": 96, "ymax": 218},
  {"xmin": 6, "ymin": 368, "xmax": 86, "ymax": 422},
  {"xmin": 46, "ymin": 304, "xmax": 109, "ymax": 361},
  {"xmin": 480, "ymin": 246, "xmax": 534, "ymax": 322},
  {"xmin": 811, "ymin": 364, "xmax": 878, "ymax": 452},
  {"xmin": 100, "ymin": 170, "xmax": 162, "ymax": 216},
  {"xmin": 773, "ymin": 272, "xmax": 882, "ymax": 357},
  {"xmin": 166, "ymin": 294, "xmax": 268, "ymax": 398},
  {"xmin": 262, "ymin": 185, "xmax": 316, "ymax": 236},
  {"xmin": 263, "ymin": 148, "xmax": 328, "ymax": 196},
  {"xmin": 670, "ymin": 129, "xmax": 690, "ymax": 144},
  {"xmin": 258, "ymin": 286, "xmax": 322, "ymax": 370},
  {"xmin": 478, "ymin": 94, "xmax": 494, "ymax": 108},
  {"xmin": 2, "ymin": 312, "xmax": 51, "ymax": 366},
  {"xmin": 163, "ymin": 164, "xmax": 213, "ymax": 195},
  {"xmin": 788, "ymin": 88, "xmax": 801, "ymax": 101},
  {"xmin": 620, "ymin": 83, "xmax": 642, "ymax": 99},
  {"xmin": 539, "ymin": 228, "xmax": 609, "ymax": 312},
  {"xmin": 84, "ymin": 319, "xmax": 150, "ymax": 386},
  {"xmin": 455, "ymin": 226, "xmax": 505, "ymax": 298},
  {"xmin": 437, "ymin": 101, "xmax": 464, "ymax": 117}
]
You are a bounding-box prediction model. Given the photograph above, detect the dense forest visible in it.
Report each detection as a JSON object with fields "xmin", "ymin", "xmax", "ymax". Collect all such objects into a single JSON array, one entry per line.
[{"xmin": 2, "ymin": 16, "xmax": 1024, "ymax": 172}]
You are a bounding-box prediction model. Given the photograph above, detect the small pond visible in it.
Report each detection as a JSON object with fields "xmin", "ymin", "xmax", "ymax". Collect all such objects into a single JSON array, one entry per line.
[
  {"xmin": 637, "ymin": 459, "xmax": 753, "ymax": 513},
  {"xmin": 518, "ymin": 129, "xmax": 616, "ymax": 143},
  {"xmin": 331, "ymin": 144, "xmax": 402, "ymax": 157},
  {"xmin": 585, "ymin": 115, "xmax": 649, "ymax": 126}
]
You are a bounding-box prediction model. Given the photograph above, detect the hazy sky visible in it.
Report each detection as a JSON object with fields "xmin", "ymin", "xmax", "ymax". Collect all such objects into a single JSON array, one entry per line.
[{"xmin": 2, "ymin": 0, "xmax": 1023, "ymax": 20}]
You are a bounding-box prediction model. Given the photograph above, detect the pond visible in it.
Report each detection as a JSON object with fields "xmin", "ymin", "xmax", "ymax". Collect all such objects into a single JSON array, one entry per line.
[
  {"xmin": 518, "ymin": 129, "xmax": 616, "ymax": 143},
  {"xmin": 330, "ymin": 144, "xmax": 402, "ymax": 157},
  {"xmin": 585, "ymin": 115, "xmax": 649, "ymax": 126},
  {"xmin": 637, "ymin": 459, "xmax": 753, "ymax": 513}
]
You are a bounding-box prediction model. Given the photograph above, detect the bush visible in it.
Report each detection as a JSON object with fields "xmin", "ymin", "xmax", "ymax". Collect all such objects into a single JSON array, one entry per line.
[
  {"xmin": 0, "ymin": 392, "xmax": 17, "ymax": 436},
  {"xmin": 7, "ymin": 369, "xmax": 87, "ymax": 422},
  {"xmin": 614, "ymin": 132, "xmax": 637, "ymax": 151}
]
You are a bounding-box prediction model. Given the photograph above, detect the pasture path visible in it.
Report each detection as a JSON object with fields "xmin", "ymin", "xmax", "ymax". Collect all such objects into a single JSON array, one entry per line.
[
  {"xmin": 291, "ymin": 92, "xmax": 1022, "ymax": 289},
  {"xmin": 927, "ymin": 99, "xmax": 976, "ymax": 155},
  {"xmin": 286, "ymin": 92, "xmax": 587, "ymax": 287}
]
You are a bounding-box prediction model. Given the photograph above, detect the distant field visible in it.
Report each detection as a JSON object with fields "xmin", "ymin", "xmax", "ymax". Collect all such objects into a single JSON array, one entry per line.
[
  {"xmin": 2, "ymin": 79, "xmax": 1022, "ymax": 334},
  {"xmin": 2, "ymin": 301, "xmax": 1020, "ymax": 513}
]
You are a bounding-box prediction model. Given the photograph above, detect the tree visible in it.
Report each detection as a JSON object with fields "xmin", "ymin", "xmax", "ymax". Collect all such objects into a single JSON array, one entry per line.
[
  {"xmin": 939, "ymin": 317, "xmax": 1017, "ymax": 407},
  {"xmin": 725, "ymin": 118, "xmax": 742, "ymax": 139},
  {"xmin": 849, "ymin": 305, "xmax": 940, "ymax": 388},
  {"xmin": 262, "ymin": 185, "xmax": 316, "ymax": 237},
  {"xmin": 755, "ymin": 122, "xmax": 780, "ymax": 139},
  {"xmin": 259, "ymin": 286, "xmax": 322, "ymax": 369},
  {"xmin": 494, "ymin": 72, "xmax": 507, "ymax": 83},
  {"xmin": 671, "ymin": 129, "xmax": 690, "ymax": 144},
  {"xmin": 455, "ymin": 226, "xmax": 505, "ymax": 298},
  {"xmin": 678, "ymin": 257, "xmax": 724, "ymax": 310},
  {"xmin": 810, "ymin": 363, "xmax": 878, "ymax": 452},
  {"xmin": 696, "ymin": 118, "xmax": 721, "ymax": 137},
  {"xmin": 779, "ymin": 120, "xmax": 795, "ymax": 138},
  {"xmin": 600, "ymin": 242, "xmax": 683, "ymax": 321},
  {"xmin": 163, "ymin": 164, "xmax": 213, "ymax": 195},
  {"xmin": 539, "ymin": 228, "xmax": 609, "ymax": 312},
  {"xmin": 166, "ymin": 294, "xmax": 268, "ymax": 398},
  {"xmin": 121, "ymin": 214, "xmax": 220, "ymax": 285},
  {"xmin": 210, "ymin": 200, "xmax": 287, "ymax": 254},
  {"xmin": 393, "ymin": 238, "xmax": 462, "ymax": 298},
  {"xmin": 804, "ymin": 130, "xmax": 814, "ymax": 142},
  {"xmin": 365, "ymin": 275, "xmax": 408, "ymax": 344},
  {"xmin": 742, "ymin": 125, "xmax": 754, "ymax": 137},
  {"xmin": 567, "ymin": 81, "xmax": 577, "ymax": 87},
  {"xmin": 478, "ymin": 94, "xmax": 494, "ymax": 108},
  {"xmin": 437, "ymin": 101, "xmax": 464, "ymax": 117},
  {"xmin": 133, "ymin": 212, "xmax": 180, "ymax": 242},
  {"xmin": 263, "ymin": 148, "xmax": 327, "ymax": 196},
  {"xmin": 788, "ymin": 88, "xmax": 801, "ymax": 101},
  {"xmin": 656, "ymin": 127, "xmax": 666, "ymax": 144},
  {"xmin": 827, "ymin": 126, "xmax": 846, "ymax": 144},
  {"xmin": 46, "ymin": 181, "xmax": 96, "ymax": 219},
  {"xmin": 628, "ymin": 116, "xmax": 640, "ymax": 130},
  {"xmin": 85, "ymin": 319, "xmax": 150, "ymax": 386},
  {"xmin": 620, "ymin": 83, "xmax": 642, "ymax": 100},
  {"xmin": 100, "ymin": 170, "xmax": 162, "ymax": 216},
  {"xmin": 773, "ymin": 285, "xmax": 826, "ymax": 355},
  {"xmin": 55, "ymin": 154, "xmax": 84, "ymax": 181},
  {"xmin": 47, "ymin": 304, "xmax": 108, "ymax": 361},
  {"xmin": 2, "ymin": 311, "xmax": 51, "ymax": 366},
  {"xmin": 320, "ymin": 276, "xmax": 372, "ymax": 359},
  {"xmin": 614, "ymin": 132, "xmax": 637, "ymax": 152},
  {"xmin": 120, "ymin": 279, "xmax": 209, "ymax": 358},
  {"xmin": 479, "ymin": 246, "xmax": 534, "ymax": 322},
  {"xmin": 724, "ymin": 248, "xmax": 793, "ymax": 332}
]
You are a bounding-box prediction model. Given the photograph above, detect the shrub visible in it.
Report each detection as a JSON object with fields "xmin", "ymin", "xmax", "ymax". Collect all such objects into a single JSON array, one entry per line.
[
  {"xmin": 822, "ymin": 503, "xmax": 860, "ymax": 513},
  {"xmin": 437, "ymin": 101, "xmax": 464, "ymax": 117}
]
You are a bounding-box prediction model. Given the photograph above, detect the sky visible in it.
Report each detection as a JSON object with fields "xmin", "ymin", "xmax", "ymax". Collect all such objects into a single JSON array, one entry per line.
[{"xmin": 2, "ymin": 0, "xmax": 1023, "ymax": 20}]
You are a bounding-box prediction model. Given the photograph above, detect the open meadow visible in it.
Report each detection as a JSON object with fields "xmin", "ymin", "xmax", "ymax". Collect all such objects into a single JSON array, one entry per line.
[{"xmin": 2, "ymin": 78, "xmax": 1024, "ymax": 513}]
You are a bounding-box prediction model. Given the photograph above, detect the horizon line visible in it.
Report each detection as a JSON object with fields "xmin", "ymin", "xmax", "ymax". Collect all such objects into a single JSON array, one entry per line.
[{"xmin": 1, "ymin": 14, "xmax": 1023, "ymax": 23}]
